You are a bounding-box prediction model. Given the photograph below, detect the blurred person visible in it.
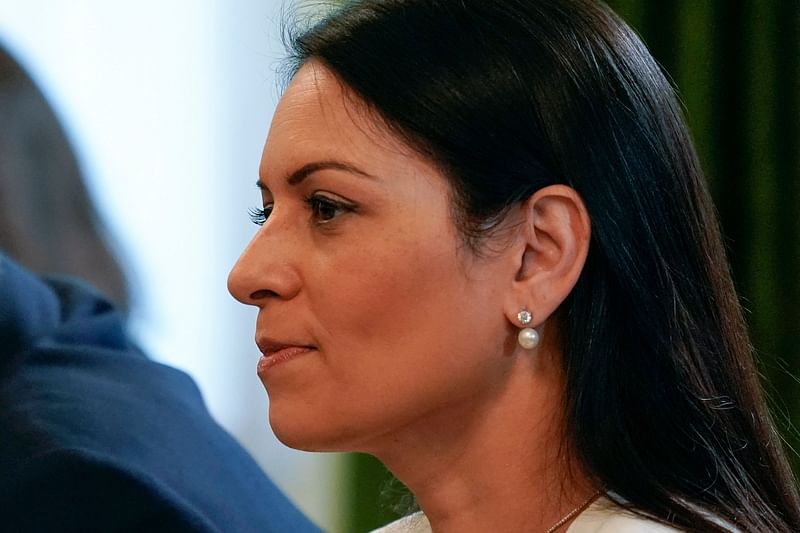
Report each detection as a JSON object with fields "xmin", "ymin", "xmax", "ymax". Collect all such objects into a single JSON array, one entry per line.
[
  {"xmin": 228, "ymin": 1, "xmax": 800, "ymax": 532},
  {"xmin": 0, "ymin": 43, "xmax": 319, "ymax": 532},
  {"xmin": 0, "ymin": 43, "xmax": 127, "ymax": 309}
]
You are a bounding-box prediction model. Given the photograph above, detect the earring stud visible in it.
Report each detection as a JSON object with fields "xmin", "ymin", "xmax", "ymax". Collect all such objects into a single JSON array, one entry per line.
[{"xmin": 516, "ymin": 308, "xmax": 540, "ymax": 349}]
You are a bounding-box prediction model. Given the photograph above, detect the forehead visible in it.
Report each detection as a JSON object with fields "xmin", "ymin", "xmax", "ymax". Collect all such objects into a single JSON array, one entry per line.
[{"xmin": 261, "ymin": 60, "xmax": 408, "ymax": 176}]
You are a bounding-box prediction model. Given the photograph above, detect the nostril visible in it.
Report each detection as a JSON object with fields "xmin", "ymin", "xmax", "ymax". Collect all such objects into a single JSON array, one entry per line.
[{"xmin": 250, "ymin": 289, "xmax": 279, "ymax": 301}]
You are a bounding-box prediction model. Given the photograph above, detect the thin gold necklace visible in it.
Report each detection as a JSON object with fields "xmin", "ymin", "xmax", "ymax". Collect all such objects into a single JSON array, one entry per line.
[{"xmin": 545, "ymin": 490, "xmax": 604, "ymax": 533}]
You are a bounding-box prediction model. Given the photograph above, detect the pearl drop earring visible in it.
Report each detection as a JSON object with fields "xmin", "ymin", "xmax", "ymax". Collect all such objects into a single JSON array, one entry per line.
[{"xmin": 516, "ymin": 308, "xmax": 540, "ymax": 349}]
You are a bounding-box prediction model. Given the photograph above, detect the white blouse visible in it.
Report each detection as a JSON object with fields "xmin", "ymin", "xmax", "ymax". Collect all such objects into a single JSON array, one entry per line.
[{"xmin": 371, "ymin": 497, "xmax": 687, "ymax": 532}]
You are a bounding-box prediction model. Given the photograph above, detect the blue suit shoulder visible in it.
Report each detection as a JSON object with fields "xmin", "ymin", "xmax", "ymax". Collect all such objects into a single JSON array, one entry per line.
[{"xmin": 0, "ymin": 253, "xmax": 320, "ymax": 532}]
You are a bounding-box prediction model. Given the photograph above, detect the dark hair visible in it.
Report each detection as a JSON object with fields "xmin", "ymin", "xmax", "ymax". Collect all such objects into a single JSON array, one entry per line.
[
  {"xmin": 284, "ymin": 1, "xmax": 800, "ymax": 531},
  {"xmin": 0, "ymin": 44, "xmax": 129, "ymax": 309}
]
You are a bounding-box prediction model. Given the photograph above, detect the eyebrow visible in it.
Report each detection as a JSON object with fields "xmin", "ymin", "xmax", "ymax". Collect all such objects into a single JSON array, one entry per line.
[{"xmin": 256, "ymin": 160, "xmax": 376, "ymax": 191}]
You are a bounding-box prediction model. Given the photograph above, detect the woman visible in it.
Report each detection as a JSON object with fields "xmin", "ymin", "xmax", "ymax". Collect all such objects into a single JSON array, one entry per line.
[{"xmin": 228, "ymin": 1, "xmax": 800, "ymax": 531}]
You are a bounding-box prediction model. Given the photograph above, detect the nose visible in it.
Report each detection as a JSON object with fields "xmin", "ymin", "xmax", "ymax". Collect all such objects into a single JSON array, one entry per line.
[{"xmin": 227, "ymin": 228, "xmax": 302, "ymax": 307}]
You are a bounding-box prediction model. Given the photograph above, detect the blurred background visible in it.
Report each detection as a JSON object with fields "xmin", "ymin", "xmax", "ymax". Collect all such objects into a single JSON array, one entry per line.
[
  {"xmin": 0, "ymin": 0, "xmax": 345, "ymax": 530},
  {"xmin": 0, "ymin": 1, "xmax": 797, "ymax": 532}
]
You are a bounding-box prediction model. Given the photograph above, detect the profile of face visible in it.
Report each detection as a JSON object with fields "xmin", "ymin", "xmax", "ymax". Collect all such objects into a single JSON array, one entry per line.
[
  {"xmin": 228, "ymin": 60, "xmax": 588, "ymax": 455},
  {"xmin": 227, "ymin": 60, "xmax": 520, "ymax": 452}
]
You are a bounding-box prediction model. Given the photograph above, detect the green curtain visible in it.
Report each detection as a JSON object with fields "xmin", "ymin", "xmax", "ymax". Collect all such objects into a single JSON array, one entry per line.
[
  {"xmin": 609, "ymin": 0, "xmax": 800, "ymax": 467},
  {"xmin": 341, "ymin": 2, "xmax": 800, "ymax": 531}
]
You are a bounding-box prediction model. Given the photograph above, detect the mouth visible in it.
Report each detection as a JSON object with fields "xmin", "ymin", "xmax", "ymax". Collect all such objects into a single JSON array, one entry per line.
[{"xmin": 256, "ymin": 338, "xmax": 316, "ymax": 374}]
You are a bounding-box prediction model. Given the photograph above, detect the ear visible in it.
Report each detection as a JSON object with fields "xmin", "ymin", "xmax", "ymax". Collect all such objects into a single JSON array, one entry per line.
[{"xmin": 504, "ymin": 185, "xmax": 591, "ymax": 328}]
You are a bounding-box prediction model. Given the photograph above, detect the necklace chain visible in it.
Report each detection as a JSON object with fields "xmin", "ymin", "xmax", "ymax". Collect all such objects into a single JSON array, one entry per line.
[{"xmin": 545, "ymin": 490, "xmax": 603, "ymax": 533}]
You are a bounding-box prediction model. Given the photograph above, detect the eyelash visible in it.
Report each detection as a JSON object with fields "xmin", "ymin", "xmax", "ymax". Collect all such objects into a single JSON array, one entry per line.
[
  {"xmin": 248, "ymin": 205, "xmax": 272, "ymax": 226},
  {"xmin": 249, "ymin": 195, "xmax": 355, "ymax": 227}
]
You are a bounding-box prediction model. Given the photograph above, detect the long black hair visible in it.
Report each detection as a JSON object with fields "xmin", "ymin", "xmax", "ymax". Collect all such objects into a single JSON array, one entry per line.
[{"xmin": 283, "ymin": 1, "xmax": 800, "ymax": 531}]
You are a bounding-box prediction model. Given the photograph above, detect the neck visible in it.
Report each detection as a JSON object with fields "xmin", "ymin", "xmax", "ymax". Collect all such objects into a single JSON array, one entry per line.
[{"xmin": 367, "ymin": 349, "xmax": 597, "ymax": 533}]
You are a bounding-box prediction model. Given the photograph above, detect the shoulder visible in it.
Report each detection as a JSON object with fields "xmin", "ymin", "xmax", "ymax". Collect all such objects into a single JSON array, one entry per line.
[
  {"xmin": 568, "ymin": 496, "xmax": 741, "ymax": 533},
  {"xmin": 371, "ymin": 512, "xmax": 432, "ymax": 533},
  {"xmin": 1, "ymin": 262, "xmax": 210, "ymax": 455},
  {"xmin": 568, "ymin": 498, "xmax": 683, "ymax": 532},
  {"xmin": 371, "ymin": 502, "xmax": 680, "ymax": 533},
  {"xmin": 0, "ymin": 250, "xmax": 206, "ymax": 446},
  {"xmin": 2, "ymin": 376, "xmax": 318, "ymax": 532},
  {"xmin": 1, "ymin": 448, "xmax": 213, "ymax": 531}
]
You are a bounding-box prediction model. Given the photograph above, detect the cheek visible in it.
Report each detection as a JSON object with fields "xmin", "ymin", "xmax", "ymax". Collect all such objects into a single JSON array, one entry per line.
[
  {"xmin": 280, "ymin": 226, "xmax": 510, "ymax": 451},
  {"xmin": 313, "ymin": 224, "xmax": 459, "ymax": 356},
  {"xmin": 269, "ymin": 236, "xmax": 448, "ymax": 450}
]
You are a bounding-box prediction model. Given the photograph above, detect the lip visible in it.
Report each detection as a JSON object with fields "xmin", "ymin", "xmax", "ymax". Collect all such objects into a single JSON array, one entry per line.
[{"xmin": 256, "ymin": 338, "xmax": 315, "ymax": 374}]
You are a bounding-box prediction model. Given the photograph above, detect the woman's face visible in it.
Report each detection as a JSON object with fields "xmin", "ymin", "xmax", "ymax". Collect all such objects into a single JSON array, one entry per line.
[{"xmin": 228, "ymin": 61, "xmax": 516, "ymax": 453}]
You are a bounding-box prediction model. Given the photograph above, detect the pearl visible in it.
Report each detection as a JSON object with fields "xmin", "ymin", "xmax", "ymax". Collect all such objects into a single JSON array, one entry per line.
[{"xmin": 518, "ymin": 327, "xmax": 540, "ymax": 349}]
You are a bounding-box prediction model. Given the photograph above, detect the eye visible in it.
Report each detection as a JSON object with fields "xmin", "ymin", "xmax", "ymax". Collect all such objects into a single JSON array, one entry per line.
[
  {"xmin": 249, "ymin": 204, "xmax": 274, "ymax": 226},
  {"xmin": 306, "ymin": 194, "xmax": 355, "ymax": 223}
]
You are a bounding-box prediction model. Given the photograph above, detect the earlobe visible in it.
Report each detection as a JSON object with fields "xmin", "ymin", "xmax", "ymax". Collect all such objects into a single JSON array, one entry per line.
[{"xmin": 505, "ymin": 185, "xmax": 590, "ymax": 328}]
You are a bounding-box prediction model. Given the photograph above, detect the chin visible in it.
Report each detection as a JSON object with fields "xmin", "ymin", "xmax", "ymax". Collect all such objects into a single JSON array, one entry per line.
[
  {"xmin": 269, "ymin": 408, "xmax": 358, "ymax": 453},
  {"xmin": 271, "ymin": 423, "xmax": 325, "ymax": 451}
]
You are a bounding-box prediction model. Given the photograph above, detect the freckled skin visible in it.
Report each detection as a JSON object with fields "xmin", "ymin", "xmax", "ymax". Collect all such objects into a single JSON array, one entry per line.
[{"xmin": 228, "ymin": 61, "xmax": 515, "ymax": 454}]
